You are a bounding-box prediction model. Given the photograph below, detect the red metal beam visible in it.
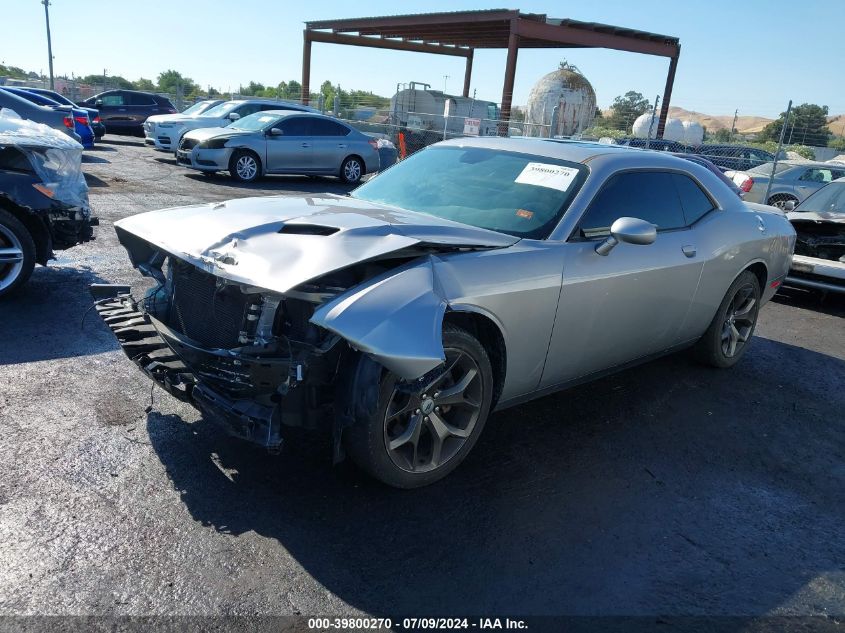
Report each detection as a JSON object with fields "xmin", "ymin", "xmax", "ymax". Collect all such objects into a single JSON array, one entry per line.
[
  {"xmin": 463, "ymin": 49, "xmax": 474, "ymax": 97},
  {"xmin": 515, "ymin": 17, "xmax": 678, "ymax": 57},
  {"xmin": 499, "ymin": 29, "xmax": 520, "ymax": 135},
  {"xmin": 656, "ymin": 50, "xmax": 680, "ymax": 138},
  {"xmin": 306, "ymin": 10, "xmax": 518, "ymax": 32},
  {"xmin": 306, "ymin": 30, "xmax": 472, "ymax": 57},
  {"xmin": 301, "ymin": 30, "xmax": 311, "ymax": 105}
]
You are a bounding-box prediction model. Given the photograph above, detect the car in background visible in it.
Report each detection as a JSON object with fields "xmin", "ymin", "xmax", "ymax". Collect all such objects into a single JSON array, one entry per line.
[
  {"xmin": 148, "ymin": 99, "xmax": 317, "ymax": 153},
  {"xmin": 2, "ymin": 87, "xmax": 94, "ymax": 149},
  {"xmin": 784, "ymin": 177, "xmax": 845, "ymax": 294},
  {"xmin": 176, "ymin": 110, "xmax": 379, "ymax": 183},
  {"xmin": 95, "ymin": 138, "xmax": 794, "ymax": 487},
  {"xmin": 21, "ymin": 87, "xmax": 105, "ymax": 139},
  {"xmin": 79, "ymin": 90, "xmax": 176, "ymax": 135},
  {"xmin": 694, "ymin": 144, "xmax": 775, "ymax": 172},
  {"xmin": 741, "ymin": 161, "xmax": 845, "ymax": 209},
  {"xmin": 0, "ymin": 89, "xmax": 81, "ymax": 143},
  {"xmin": 671, "ymin": 152, "xmax": 743, "ymax": 197},
  {"xmin": 143, "ymin": 99, "xmax": 223, "ymax": 150},
  {"xmin": 0, "ymin": 112, "xmax": 96, "ymax": 297},
  {"xmin": 617, "ymin": 137, "xmax": 692, "ymax": 153}
]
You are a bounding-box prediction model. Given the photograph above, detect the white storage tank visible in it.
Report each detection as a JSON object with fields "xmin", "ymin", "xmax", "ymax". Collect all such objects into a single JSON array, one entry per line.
[
  {"xmin": 524, "ymin": 63, "xmax": 596, "ymax": 137},
  {"xmin": 633, "ymin": 113, "xmax": 704, "ymax": 145}
]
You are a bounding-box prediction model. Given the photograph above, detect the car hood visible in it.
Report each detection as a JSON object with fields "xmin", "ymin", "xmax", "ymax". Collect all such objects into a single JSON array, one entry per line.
[
  {"xmin": 788, "ymin": 210, "xmax": 845, "ymax": 224},
  {"xmin": 114, "ymin": 194, "xmax": 518, "ymax": 295},
  {"xmin": 182, "ymin": 126, "xmax": 249, "ymax": 142}
]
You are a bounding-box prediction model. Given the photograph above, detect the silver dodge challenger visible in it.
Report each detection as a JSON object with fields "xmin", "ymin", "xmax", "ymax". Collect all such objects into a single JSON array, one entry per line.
[{"xmin": 93, "ymin": 138, "xmax": 796, "ymax": 488}]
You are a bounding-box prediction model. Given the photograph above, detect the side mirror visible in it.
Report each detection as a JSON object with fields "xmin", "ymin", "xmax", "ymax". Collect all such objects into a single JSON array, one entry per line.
[
  {"xmin": 782, "ymin": 200, "xmax": 795, "ymax": 212},
  {"xmin": 95, "ymin": 99, "xmax": 103, "ymax": 106},
  {"xmin": 228, "ymin": 112, "xmax": 240, "ymax": 121},
  {"xmin": 595, "ymin": 217, "xmax": 657, "ymax": 256},
  {"xmin": 268, "ymin": 127, "xmax": 283, "ymax": 136}
]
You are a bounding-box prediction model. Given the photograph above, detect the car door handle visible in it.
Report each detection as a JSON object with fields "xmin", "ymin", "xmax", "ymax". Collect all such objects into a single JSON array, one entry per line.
[
  {"xmin": 337, "ymin": 143, "xmax": 347, "ymax": 148},
  {"xmin": 301, "ymin": 142, "xmax": 310, "ymax": 148},
  {"xmin": 682, "ymin": 244, "xmax": 697, "ymax": 258}
]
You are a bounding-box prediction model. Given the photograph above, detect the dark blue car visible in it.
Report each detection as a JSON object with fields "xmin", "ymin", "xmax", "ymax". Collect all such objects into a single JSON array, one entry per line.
[
  {"xmin": 22, "ymin": 87, "xmax": 105, "ymax": 139},
  {"xmin": 2, "ymin": 87, "xmax": 95, "ymax": 149}
]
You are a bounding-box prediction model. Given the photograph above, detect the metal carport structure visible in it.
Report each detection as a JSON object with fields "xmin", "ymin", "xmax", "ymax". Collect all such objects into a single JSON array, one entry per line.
[{"xmin": 301, "ymin": 9, "xmax": 680, "ymax": 137}]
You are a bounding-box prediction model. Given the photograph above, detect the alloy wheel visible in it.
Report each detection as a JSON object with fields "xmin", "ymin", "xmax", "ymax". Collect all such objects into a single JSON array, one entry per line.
[
  {"xmin": 384, "ymin": 348, "xmax": 483, "ymax": 473},
  {"xmin": 721, "ymin": 283, "xmax": 757, "ymax": 358},
  {"xmin": 0, "ymin": 223, "xmax": 25, "ymax": 293},
  {"xmin": 343, "ymin": 159, "xmax": 361, "ymax": 182},
  {"xmin": 236, "ymin": 155, "xmax": 257, "ymax": 180}
]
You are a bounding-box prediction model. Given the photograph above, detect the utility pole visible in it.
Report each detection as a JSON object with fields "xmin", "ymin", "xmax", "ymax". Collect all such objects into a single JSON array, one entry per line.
[
  {"xmin": 765, "ymin": 100, "xmax": 791, "ymax": 204},
  {"xmin": 730, "ymin": 108, "xmax": 738, "ymax": 139},
  {"xmin": 645, "ymin": 94, "xmax": 660, "ymax": 150},
  {"xmin": 42, "ymin": 0, "xmax": 55, "ymax": 90},
  {"xmin": 443, "ymin": 75, "xmax": 449, "ymax": 93},
  {"xmin": 103, "ymin": 68, "xmax": 107, "ymax": 92}
]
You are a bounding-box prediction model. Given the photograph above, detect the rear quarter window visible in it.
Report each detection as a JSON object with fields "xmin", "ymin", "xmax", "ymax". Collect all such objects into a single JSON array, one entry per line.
[{"xmin": 672, "ymin": 173, "xmax": 715, "ymax": 224}]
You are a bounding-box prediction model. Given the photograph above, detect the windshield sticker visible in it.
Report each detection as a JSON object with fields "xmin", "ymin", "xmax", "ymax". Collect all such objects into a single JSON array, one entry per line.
[
  {"xmin": 515, "ymin": 209, "xmax": 534, "ymax": 219},
  {"xmin": 515, "ymin": 163, "xmax": 579, "ymax": 192}
]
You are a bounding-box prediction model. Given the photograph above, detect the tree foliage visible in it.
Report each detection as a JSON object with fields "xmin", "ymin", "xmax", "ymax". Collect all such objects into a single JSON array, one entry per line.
[
  {"xmin": 156, "ymin": 69, "xmax": 198, "ymax": 96},
  {"xmin": 760, "ymin": 103, "xmax": 830, "ymax": 147},
  {"xmin": 607, "ymin": 91, "xmax": 651, "ymax": 131}
]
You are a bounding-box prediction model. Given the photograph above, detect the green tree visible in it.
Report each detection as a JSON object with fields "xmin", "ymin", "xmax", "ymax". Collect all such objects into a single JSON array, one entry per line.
[
  {"xmin": 156, "ymin": 69, "xmax": 198, "ymax": 95},
  {"xmin": 134, "ymin": 77, "xmax": 155, "ymax": 91},
  {"xmin": 239, "ymin": 81, "xmax": 265, "ymax": 96},
  {"xmin": 79, "ymin": 73, "xmax": 133, "ymax": 89},
  {"xmin": 0, "ymin": 64, "xmax": 27, "ymax": 79},
  {"xmin": 607, "ymin": 91, "xmax": 650, "ymax": 131},
  {"xmin": 760, "ymin": 103, "xmax": 830, "ymax": 147},
  {"xmin": 713, "ymin": 128, "xmax": 732, "ymax": 142}
]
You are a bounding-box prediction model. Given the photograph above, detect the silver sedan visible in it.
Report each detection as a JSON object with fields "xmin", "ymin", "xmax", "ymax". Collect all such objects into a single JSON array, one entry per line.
[
  {"xmin": 743, "ymin": 160, "xmax": 845, "ymax": 208},
  {"xmin": 97, "ymin": 138, "xmax": 795, "ymax": 488},
  {"xmin": 176, "ymin": 110, "xmax": 380, "ymax": 184}
]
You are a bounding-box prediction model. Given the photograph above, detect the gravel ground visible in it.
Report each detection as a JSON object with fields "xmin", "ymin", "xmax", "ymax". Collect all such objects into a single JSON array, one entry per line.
[{"xmin": 0, "ymin": 137, "xmax": 843, "ymax": 620}]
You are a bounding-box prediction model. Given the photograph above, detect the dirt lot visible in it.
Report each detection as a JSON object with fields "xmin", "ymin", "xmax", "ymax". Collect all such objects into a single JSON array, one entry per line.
[{"xmin": 0, "ymin": 137, "xmax": 843, "ymax": 621}]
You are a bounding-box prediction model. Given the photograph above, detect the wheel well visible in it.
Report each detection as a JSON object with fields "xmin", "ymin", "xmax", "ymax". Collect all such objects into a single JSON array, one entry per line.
[
  {"xmin": 745, "ymin": 262, "xmax": 768, "ymax": 291},
  {"xmin": 343, "ymin": 154, "xmax": 365, "ymax": 170},
  {"xmin": 0, "ymin": 197, "xmax": 51, "ymax": 264},
  {"xmin": 443, "ymin": 311, "xmax": 506, "ymax": 407}
]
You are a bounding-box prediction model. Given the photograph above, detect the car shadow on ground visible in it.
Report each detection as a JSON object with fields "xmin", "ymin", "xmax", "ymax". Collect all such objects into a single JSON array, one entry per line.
[
  {"xmin": 81, "ymin": 154, "xmax": 110, "ymax": 164},
  {"xmin": 99, "ymin": 137, "xmax": 145, "ymax": 147},
  {"xmin": 146, "ymin": 337, "xmax": 844, "ymax": 619},
  {"xmin": 182, "ymin": 172, "xmax": 355, "ymax": 195},
  {"xmin": 0, "ymin": 264, "xmax": 119, "ymax": 364},
  {"xmin": 774, "ymin": 286, "xmax": 845, "ymax": 318}
]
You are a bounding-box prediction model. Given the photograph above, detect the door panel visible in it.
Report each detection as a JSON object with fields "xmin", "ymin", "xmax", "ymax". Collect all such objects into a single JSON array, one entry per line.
[
  {"xmin": 265, "ymin": 117, "xmax": 312, "ymax": 172},
  {"xmin": 310, "ymin": 119, "xmax": 352, "ymax": 174},
  {"xmin": 541, "ymin": 232, "xmax": 703, "ymax": 387}
]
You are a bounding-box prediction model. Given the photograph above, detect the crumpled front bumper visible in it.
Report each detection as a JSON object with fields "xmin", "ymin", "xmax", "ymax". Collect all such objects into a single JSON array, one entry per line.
[{"xmin": 95, "ymin": 294, "xmax": 289, "ymax": 449}]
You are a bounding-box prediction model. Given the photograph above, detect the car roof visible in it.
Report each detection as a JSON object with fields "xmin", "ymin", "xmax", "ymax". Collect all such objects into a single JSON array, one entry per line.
[
  {"xmin": 774, "ymin": 160, "xmax": 844, "ymax": 169},
  {"xmin": 261, "ymin": 110, "xmax": 346, "ymax": 120}
]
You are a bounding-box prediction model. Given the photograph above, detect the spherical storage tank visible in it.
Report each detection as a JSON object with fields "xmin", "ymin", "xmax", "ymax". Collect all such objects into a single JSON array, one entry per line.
[
  {"xmin": 632, "ymin": 112, "xmax": 704, "ymax": 145},
  {"xmin": 524, "ymin": 64, "xmax": 596, "ymax": 137}
]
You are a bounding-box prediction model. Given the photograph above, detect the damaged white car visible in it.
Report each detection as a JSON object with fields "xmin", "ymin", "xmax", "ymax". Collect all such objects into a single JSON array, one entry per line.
[{"xmin": 94, "ymin": 138, "xmax": 795, "ymax": 487}]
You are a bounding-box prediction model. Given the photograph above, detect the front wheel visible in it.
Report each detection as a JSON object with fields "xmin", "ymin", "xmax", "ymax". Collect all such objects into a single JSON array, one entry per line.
[
  {"xmin": 693, "ymin": 270, "xmax": 761, "ymax": 368},
  {"xmin": 229, "ymin": 150, "xmax": 261, "ymax": 183},
  {"xmin": 340, "ymin": 156, "xmax": 363, "ymax": 184},
  {"xmin": 344, "ymin": 324, "xmax": 494, "ymax": 488},
  {"xmin": 0, "ymin": 208, "xmax": 36, "ymax": 299}
]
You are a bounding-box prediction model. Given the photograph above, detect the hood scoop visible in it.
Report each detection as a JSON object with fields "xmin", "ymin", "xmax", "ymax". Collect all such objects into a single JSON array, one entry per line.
[{"xmin": 278, "ymin": 224, "xmax": 340, "ymax": 236}]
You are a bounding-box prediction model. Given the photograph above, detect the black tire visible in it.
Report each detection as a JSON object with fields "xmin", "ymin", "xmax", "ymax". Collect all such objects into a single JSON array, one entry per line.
[
  {"xmin": 344, "ymin": 323, "xmax": 494, "ymax": 488},
  {"xmin": 229, "ymin": 149, "xmax": 261, "ymax": 183},
  {"xmin": 340, "ymin": 156, "xmax": 364, "ymax": 184},
  {"xmin": 693, "ymin": 270, "xmax": 761, "ymax": 368},
  {"xmin": 0, "ymin": 208, "xmax": 36, "ymax": 299}
]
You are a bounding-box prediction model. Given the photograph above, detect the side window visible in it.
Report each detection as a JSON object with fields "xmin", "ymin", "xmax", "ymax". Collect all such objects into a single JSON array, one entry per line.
[
  {"xmin": 672, "ymin": 173, "xmax": 715, "ymax": 225},
  {"xmin": 831, "ymin": 170, "xmax": 845, "ymax": 181},
  {"xmin": 278, "ymin": 117, "xmax": 311, "ymax": 136},
  {"xmin": 311, "ymin": 119, "xmax": 350, "ymax": 136},
  {"xmin": 235, "ymin": 104, "xmax": 261, "ymax": 118},
  {"xmin": 101, "ymin": 93, "xmax": 125, "ymax": 106},
  {"xmin": 127, "ymin": 92, "xmax": 155, "ymax": 106},
  {"xmin": 578, "ymin": 171, "xmax": 686, "ymax": 238},
  {"xmin": 259, "ymin": 104, "xmax": 282, "ymax": 112},
  {"xmin": 800, "ymin": 169, "xmax": 833, "ymax": 183}
]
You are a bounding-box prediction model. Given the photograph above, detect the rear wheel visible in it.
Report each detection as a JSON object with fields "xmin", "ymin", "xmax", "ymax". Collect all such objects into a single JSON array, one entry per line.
[
  {"xmin": 344, "ymin": 324, "xmax": 494, "ymax": 488},
  {"xmin": 767, "ymin": 193, "xmax": 798, "ymax": 210},
  {"xmin": 693, "ymin": 270, "xmax": 761, "ymax": 368},
  {"xmin": 0, "ymin": 209, "xmax": 36, "ymax": 299},
  {"xmin": 340, "ymin": 156, "xmax": 363, "ymax": 184},
  {"xmin": 229, "ymin": 150, "xmax": 261, "ymax": 183}
]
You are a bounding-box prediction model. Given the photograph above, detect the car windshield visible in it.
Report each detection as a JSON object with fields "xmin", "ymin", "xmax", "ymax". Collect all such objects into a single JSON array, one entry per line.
[
  {"xmin": 352, "ymin": 146, "xmax": 588, "ymax": 239},
  {"xmin": 198, "ymin": 102, "xmax": 239, "ymax": 118},
  {"xmin": 749, "ymin": 162, "xmax": 792, "ymax": 175},
  {"xmin": 227, "ymin": 113, "xmax": 278, "ymax": 131},
  {"xmin": 794, "ymin": 182, "xmax": 845, "ymax": 214},
  {"xmin": 182, "ymin": 101, "xmax": 213, "ymax": 115}
]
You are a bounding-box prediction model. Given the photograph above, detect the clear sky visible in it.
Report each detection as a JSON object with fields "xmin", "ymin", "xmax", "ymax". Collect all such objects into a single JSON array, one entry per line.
[{"xmin": 4, "ymin": 0, "xmax": 844, "ymax": 118}]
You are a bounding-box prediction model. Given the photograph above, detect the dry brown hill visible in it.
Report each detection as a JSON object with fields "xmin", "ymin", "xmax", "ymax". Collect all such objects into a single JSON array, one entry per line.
[{"xmin": 667, "ymin": 106, "xmax": 773, "ymax": 134}]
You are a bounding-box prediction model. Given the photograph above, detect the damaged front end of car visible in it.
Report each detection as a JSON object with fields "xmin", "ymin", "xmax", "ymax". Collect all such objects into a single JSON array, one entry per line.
[
  {"xmin": 93, "ymin": 196, "xmax": 516, "ymax": 455},
  {"xmin": 787, "ymin": 211, "xmax": 845, "ymax": 294}
]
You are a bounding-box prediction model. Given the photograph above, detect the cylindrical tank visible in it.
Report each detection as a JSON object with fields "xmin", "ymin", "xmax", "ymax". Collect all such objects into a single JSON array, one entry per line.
[
  {"xmin": 662, "ymin": 118, "xmax": 685, "ymax": 142},
  {"xmin": 680, "ymin": 120, "xmax": 704, "ymax": 145},
  {"xmin": 524, "ymin": 65, "xmax": 596, "ymax": 137},
  {"xmin": 390, "ymin": 83, "xmax": 500, "ymax": 136},
  {"xmin": 633, "ymin": 113, "xmax": 705, "ymax": 145}
]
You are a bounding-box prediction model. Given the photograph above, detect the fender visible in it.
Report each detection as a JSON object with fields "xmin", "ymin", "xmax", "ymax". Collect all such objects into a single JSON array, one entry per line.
[{"xmin": 310, "ymin": 256, "xmax": 448, "ymax": 379}]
